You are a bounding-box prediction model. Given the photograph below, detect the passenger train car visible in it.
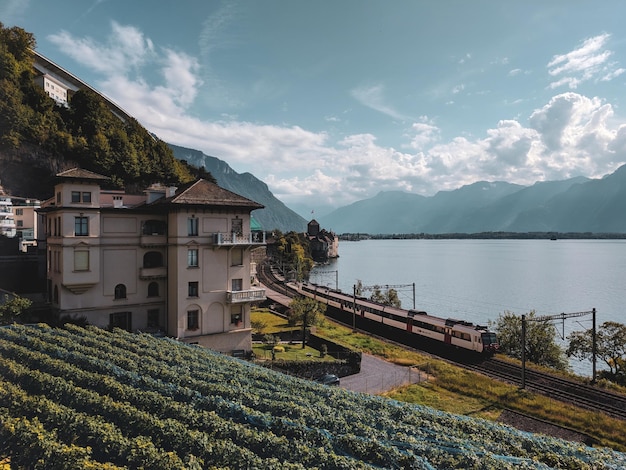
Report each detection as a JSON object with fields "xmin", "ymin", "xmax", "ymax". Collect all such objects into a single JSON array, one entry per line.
[{"xmin": 294, "ymin": 281, "xmax": 499, "ymax": 355}]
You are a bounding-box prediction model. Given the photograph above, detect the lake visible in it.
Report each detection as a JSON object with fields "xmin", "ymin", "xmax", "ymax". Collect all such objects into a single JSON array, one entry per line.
[{"xmin": 310, "ymin": 239, "xmax": 626, "ymax": 375}]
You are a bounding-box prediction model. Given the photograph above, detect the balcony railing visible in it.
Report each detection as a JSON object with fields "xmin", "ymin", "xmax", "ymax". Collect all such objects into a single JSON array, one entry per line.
[
  {"xmin": 214, "ymin": 232, "xmax": 266, "ymax": 246},
  {"xmin": 139, "ymin": 266, "xmax": 167, "ymax": 280},
  {"xmin": 226, "ymin": 288, "xmax": 266, "ymax": 304}
]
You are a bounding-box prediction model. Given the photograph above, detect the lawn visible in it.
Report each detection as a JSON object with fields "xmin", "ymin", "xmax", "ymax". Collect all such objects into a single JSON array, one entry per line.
[{"xmin": 252, "ymin": 342, "xmax": 335, "ymax": 361}]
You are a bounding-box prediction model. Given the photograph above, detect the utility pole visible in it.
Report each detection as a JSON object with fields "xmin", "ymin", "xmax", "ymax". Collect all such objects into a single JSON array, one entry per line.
[{"xmin": 521, "ymin": 309, "xmax": 596, "ymax": 388}]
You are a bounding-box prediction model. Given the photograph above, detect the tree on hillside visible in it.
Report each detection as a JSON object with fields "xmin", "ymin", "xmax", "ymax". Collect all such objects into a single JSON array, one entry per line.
[
  {"xmin": 0, "ymin": 23, "xmax": 36, "ymax": 62},
  {"xmin": 491, "ymin": 311, "xmax": 569, "ymax": 370},
  {"xmin": 354, "ymin": 281, "xmax": 402, "ymax": 308},
  {"xmin": 289, "ymin": 296, "xmax": 326, "ymax": 348},
  {"xmin": 274, "ymin": 232, "xmax": 314, "ymax": 281},
  {"xmin": 568, "ymin": 321, "xmax": 626, "ymax": 385},
  {"xmin": 0, "ymin": 293, "xmax": 32, "ymax": 325},
  {"xmin": 370, "ymin": 286, "xmax": 402, "ymax": 308}
]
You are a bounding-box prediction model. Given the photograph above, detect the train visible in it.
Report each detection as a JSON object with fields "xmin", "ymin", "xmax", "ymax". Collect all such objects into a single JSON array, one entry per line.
[{"xmin": 293, "ymin": 281, "xmax": 499, "ymax": 355}]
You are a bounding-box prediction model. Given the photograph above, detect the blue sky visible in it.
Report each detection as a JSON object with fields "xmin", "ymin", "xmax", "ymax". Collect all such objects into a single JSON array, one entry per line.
[{"xmin": 4, "ymin": 1, "xmax": 626, "ymax": 216}]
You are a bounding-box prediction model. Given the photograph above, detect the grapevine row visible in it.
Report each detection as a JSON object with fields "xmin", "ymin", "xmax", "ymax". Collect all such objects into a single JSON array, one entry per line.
[{"xmin": 1, "ymin": 324, "xmax": 625, "ymax": 469}]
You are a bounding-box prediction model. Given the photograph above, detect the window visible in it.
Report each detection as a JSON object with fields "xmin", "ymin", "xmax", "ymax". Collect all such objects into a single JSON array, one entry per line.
[
  {"xmin": 147, "ymin": 309, "xmax": 160, "ymax": 328},
  {"xmin": 231, "ymin": 278, "xmax": 243, "ymax": 292},
  {"xmin": 71, "ymin": 191, "xmax": 91, "ymax": 203},
  {"xmin": 114, "ymin": 284, "xmax": 127, "ymax": 300},
  {"xmin": 147, "ymin": 282, "xmax": 159, "ymax": 297},
  {"xmin": 231, "ymin": 248, "xmax": 243, "ymax": 266},
  {"xmin": 53, "ymin": 285, "xmax": 59, "ymax": 304},
  {"xmin": 56, "ymin": 192, "xmax": 61, "ymax": 204},
  {"xmin": 75, "ymin": 216, "xmax": 89, "ymax": 236},
  {"xmin": 188, "ymin": 281, "xmax": 199, "ymax": 297},
  {"xmin": 187, "ymin": 309, "xmax": 199, "ymax": 330},
  {"xmin": 15, "ymin": 208, "xmax": 23, "ymax": 216},
  {"xmin": 16, "ymin": 220, "xmax": 23, "ymax": 227},
  {"xmin": 188, "ymin": 248, "xmax": 198, "ymax": 267},
  {"xmin": 187, "ymin": 217, "xmax": 198, "ymax": 236},
  {"xmin": 74, "ymin": 250, "xmax": 89, "ymax": 271},
  {"xmin": 110, "ymin": 312, "xmax": 132, "ymax": 331},
  {"xmin": 231, "ymin": 306, "xmax": 242, "ymax": 325}
]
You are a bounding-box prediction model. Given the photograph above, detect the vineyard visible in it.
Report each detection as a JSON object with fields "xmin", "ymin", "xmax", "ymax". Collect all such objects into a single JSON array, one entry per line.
[{"xmin": 1, "ymin": 325, "xmax": 625, "ymax": 469}]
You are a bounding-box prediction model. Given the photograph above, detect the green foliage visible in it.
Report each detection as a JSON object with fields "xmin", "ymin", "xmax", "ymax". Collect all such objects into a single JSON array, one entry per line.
[
  {"xmin": 0, "ymin": 24, "xmax": 198, "ymax": 193},
  {"xmin": 289, "ymin": 296, "xmax": 327, "ymax": 349},
  {"xmin": 0, "ymin": 324, "xmax": 624, "ymax": 468},
  {"xmin": 568, "ymin": 321, "xmax": 626, "ymax": 385},
  {"xmin": 491, "ymin": 311, "xmax": 569, "ymax": 370},
  {"xmin": 0, "ymin": 294, "xmax": 31, "ymax": 325},
  {"xmin": 369, "ymin": 286, "xmax": 401, "ymax": 308},
  {"xmin": 274, "ymin": 231, "xmax": 314, "ymax": 281}
]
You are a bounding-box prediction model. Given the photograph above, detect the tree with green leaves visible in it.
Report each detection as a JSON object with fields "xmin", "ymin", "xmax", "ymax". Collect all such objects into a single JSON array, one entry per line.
[
  {"xmin": 370, "ymin": 286, "xmax": 401, "ymax": 308},
  {"xmin": 289, "ymin": 296, "xmax": 326, "ymax": 348},
  {"xmin": 567, "ymin": 321, "xmax": 626, "ymax": 385},
  {"xmin": 0, "ymin": 294, "xmax": 32, "ymax": 325},
  {"xmin": 490, "ymin": 310, "xmax": 569, "ymax": 370},
  {"xmin": 274, "ymin": 231, "xmax": 314, "ymax": 281}
]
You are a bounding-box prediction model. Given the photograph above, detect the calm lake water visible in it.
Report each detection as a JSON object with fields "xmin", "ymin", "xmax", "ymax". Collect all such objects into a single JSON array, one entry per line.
[{"xmin": 310, "ymin": 239, "xmax": 626, "ymax": 375}]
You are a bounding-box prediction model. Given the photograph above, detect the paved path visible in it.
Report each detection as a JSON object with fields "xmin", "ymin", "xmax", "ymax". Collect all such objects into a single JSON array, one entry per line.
[{"xmin": 340, "ymin": 353, "xmax": 426, "ymax": 395}]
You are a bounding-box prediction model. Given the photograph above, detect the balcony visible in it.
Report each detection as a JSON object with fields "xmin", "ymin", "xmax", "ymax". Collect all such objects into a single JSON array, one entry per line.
[
  {"xmin": 139, "ymin": 266, "xmax": 167, "ymax": 280},
  {"xmin": 214, "ymin": 232, "xmax": 266, "ymax": 246},
  {"xmin": 226, "ymin": 288, "xmax": 266, "ymax": 304}
]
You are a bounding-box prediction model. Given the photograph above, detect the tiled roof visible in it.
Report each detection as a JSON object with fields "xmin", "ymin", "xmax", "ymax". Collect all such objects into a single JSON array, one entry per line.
[
  {"xmin": 56, "ymin": 168, "xmax": 110, "ymax": 181},
  {"xmin": 161, "ymin": 179, "xmax": 264, "ymax": 210}
]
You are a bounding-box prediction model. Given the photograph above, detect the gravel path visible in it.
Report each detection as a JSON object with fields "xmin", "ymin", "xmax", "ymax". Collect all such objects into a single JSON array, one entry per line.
[{"xmin": 340, "ymin": 353, "xmax": 426, "ymax": 394}]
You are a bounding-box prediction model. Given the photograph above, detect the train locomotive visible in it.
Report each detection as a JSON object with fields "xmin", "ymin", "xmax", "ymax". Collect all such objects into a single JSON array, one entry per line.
[{"xmin": 294, "ymin": 281, "xmax": 499, "ymax": 355}]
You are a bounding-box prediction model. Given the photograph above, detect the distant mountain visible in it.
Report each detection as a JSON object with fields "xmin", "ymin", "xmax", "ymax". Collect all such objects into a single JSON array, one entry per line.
[
  {"xmin": 319, "ymin": 166, "xmax": 626, "ymax": 234},
  {"xmin": 168, "ymin": 144, "xmax": 307, "ymax": 232}
]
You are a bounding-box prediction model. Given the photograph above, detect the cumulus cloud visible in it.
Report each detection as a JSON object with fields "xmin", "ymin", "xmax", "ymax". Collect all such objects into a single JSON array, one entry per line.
[
  {"xmin": 47, "ymin": 23, "xmax": 626, "ymax": 210},
  {"xmin": 547, "ymin": 33, "xmax": 625, "ymax": 89}
]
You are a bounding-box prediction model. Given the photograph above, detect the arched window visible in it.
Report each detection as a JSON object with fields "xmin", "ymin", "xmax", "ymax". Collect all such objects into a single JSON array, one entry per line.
[
  {"xmin": 143, "ymin": 251, "xmax": 163, "ymax": 268},
  {"xmin": 114, "ymin": 284, "xmax": 127, "ymax": 299},
  {"xmin": 148, "ymin": 281, "xmax": 159, "ymax": 297}
]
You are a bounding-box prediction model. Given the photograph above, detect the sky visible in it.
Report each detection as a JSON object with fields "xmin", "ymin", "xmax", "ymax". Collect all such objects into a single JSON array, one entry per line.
[{"xmin": 4, "ymin": 1, "xmax": 626, "ymax": 217}]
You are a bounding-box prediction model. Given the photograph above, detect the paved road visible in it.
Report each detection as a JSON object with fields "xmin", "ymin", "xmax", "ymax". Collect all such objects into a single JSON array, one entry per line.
[{"xmin": 340, "ymin": 353, "xmax": 426, "ymax": 395}]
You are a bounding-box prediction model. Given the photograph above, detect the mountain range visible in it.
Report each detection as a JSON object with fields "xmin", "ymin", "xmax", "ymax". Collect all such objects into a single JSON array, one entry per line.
[
  {"xmin": 168, "ymin": 144, "xmax": 307, "ymax": 233},
  {"xmin": 318, "ymin": 165, "xmax": 626, "ymax": 234}
]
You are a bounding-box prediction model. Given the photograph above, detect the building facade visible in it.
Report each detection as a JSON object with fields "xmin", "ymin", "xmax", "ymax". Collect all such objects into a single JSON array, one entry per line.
[
  {"xmin": 306, "ymin": 219, "xmax": 339, "ymax": 262},
  {"xmin": 0, "ymin": 194, "xmax": 16, "ymax": 238},
  {"xmin": 39, "ymin": 168, "xmax": 266, "ymax": 353}
]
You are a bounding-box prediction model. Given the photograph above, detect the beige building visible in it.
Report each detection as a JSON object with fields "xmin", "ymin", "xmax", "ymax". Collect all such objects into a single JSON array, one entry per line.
[{"xmin": 39, "ymin": 168, "xmax": 266, "ymax": 353}]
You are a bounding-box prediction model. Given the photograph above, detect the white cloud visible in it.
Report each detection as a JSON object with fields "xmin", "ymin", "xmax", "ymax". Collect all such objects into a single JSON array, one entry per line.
[
  {"xmin": 48, "ymin": 21, "xmax": 154, "ymax": 76},
  {"xmin": 350, "ymin": 84, "xmax": 410, "ymax": 121},
  {"xmin": 47, "ymin": 24, "xmax": 626, "ymax": 210},
  {"xmin": 547, "ymin": 33, "xmax": 623, "ymax": 89}
]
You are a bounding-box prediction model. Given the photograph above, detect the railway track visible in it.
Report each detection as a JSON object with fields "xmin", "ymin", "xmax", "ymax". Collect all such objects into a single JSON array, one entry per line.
[
  {"xmin": 258, "ymin": 262, "xmax": 626, "ymax": 421},
  {"xmin": 462, "ymin": 358, "xmax": 626, "ymax": 420}
]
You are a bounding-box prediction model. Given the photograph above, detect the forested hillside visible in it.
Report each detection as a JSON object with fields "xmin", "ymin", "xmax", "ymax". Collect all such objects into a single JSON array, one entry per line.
[
  {"xmin": 0, "ymin": 24, "xmax": 197, "ymax": 199},
  {"xmin": 1, "ymin": 324, "xmax": 624, "ymax": 469}
]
